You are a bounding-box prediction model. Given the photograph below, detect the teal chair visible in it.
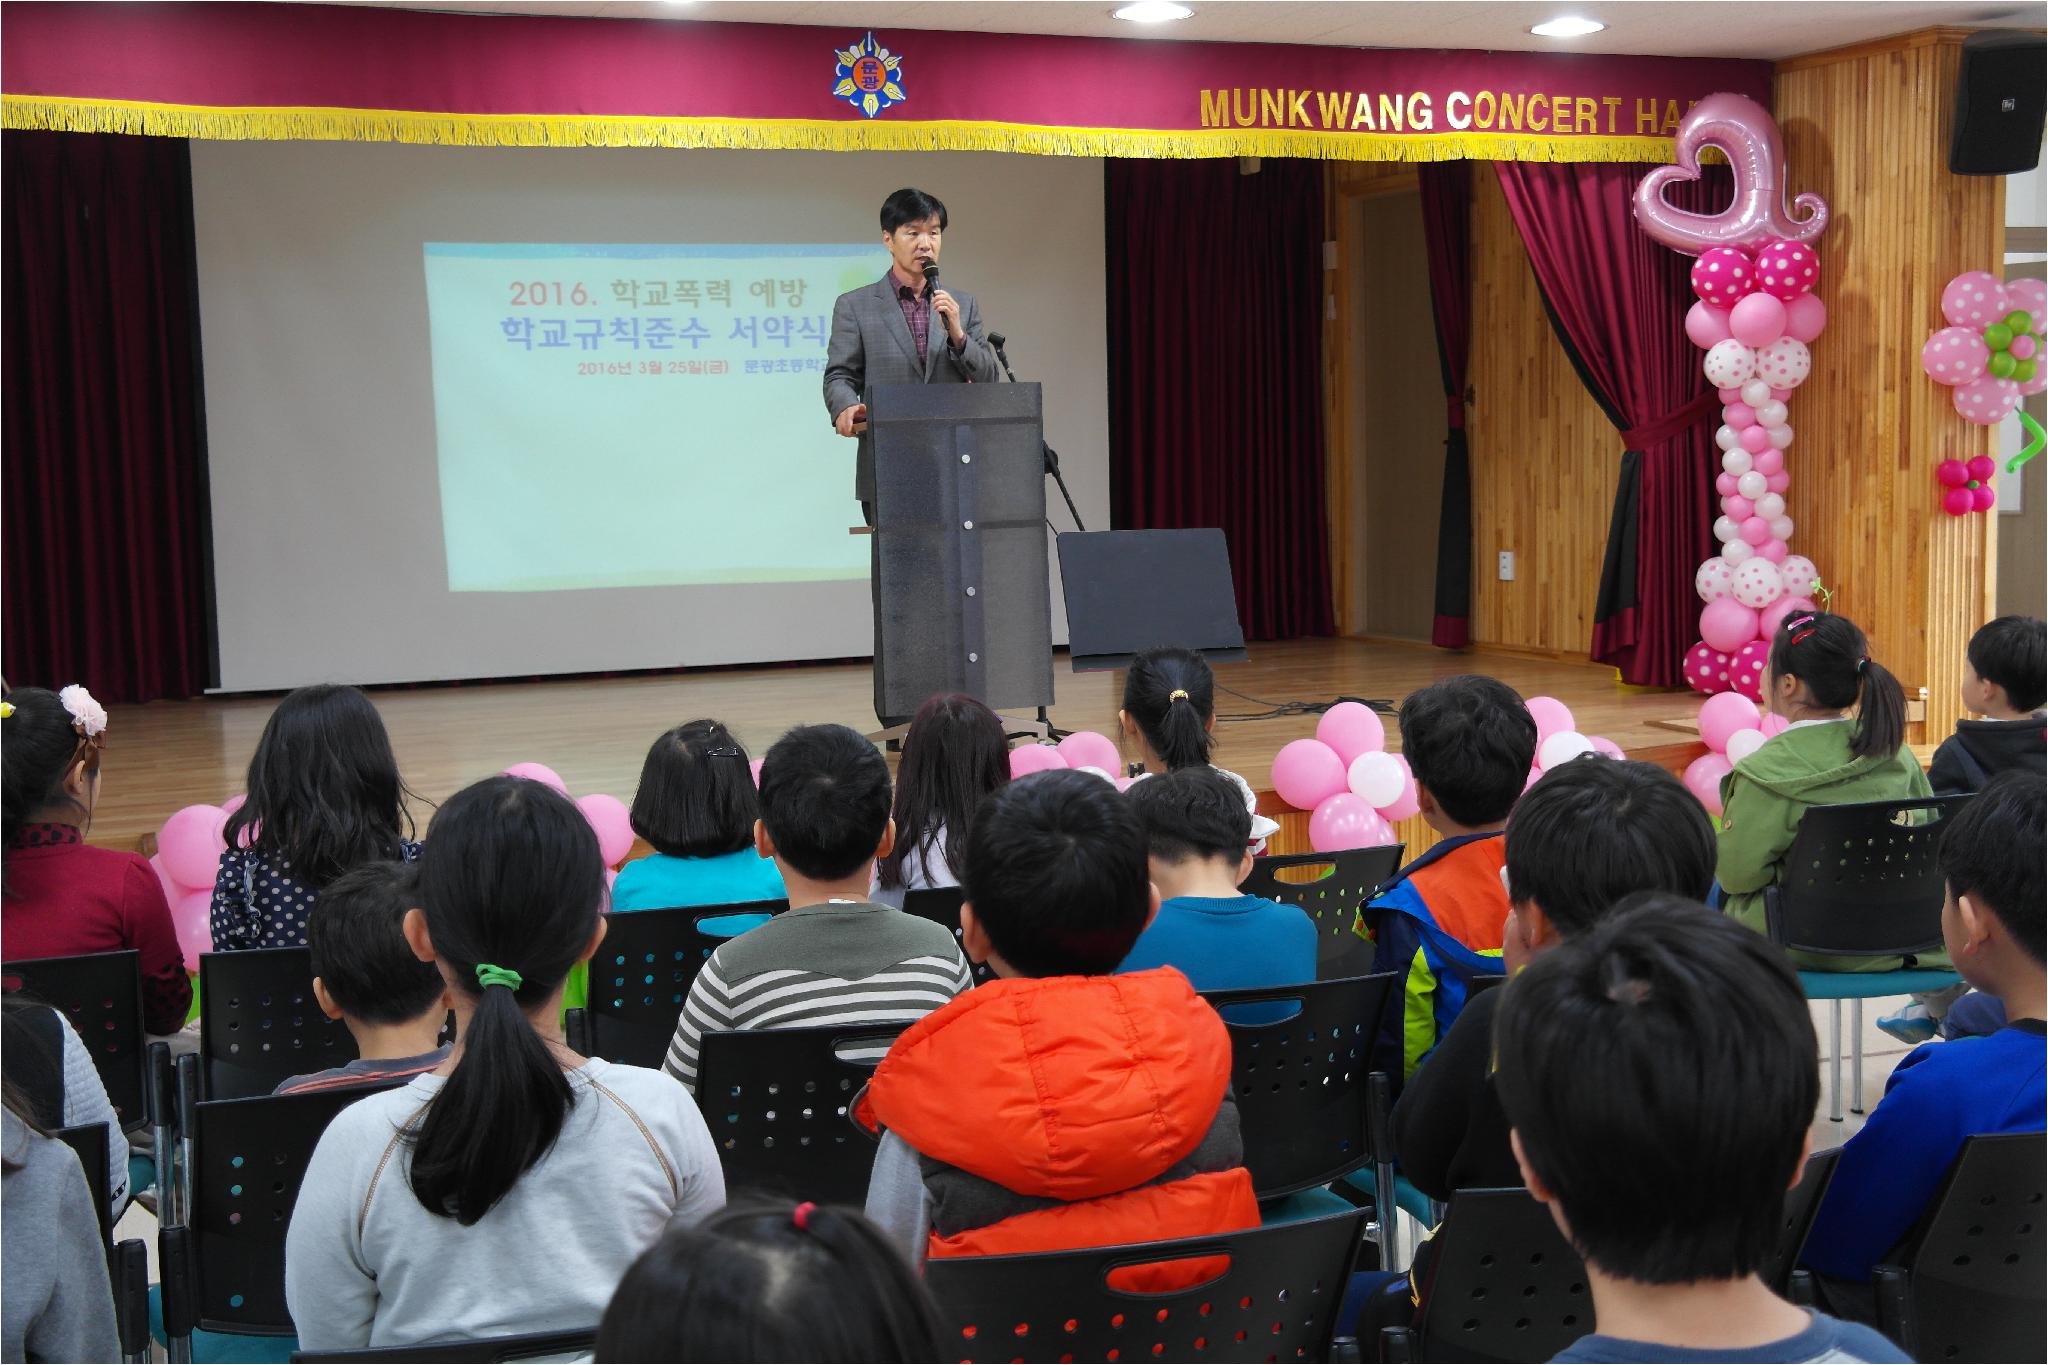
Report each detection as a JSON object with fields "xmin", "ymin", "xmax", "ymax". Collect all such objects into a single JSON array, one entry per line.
[{"xmin": 1763, "ymin": 795, "xmax": 1972, "ymax": 1121}]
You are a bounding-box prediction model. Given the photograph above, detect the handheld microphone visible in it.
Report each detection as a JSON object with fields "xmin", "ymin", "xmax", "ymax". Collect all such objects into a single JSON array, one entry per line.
[{"xmin": 921, "ymin": 261, "xmax": 940, "ymax": 294}]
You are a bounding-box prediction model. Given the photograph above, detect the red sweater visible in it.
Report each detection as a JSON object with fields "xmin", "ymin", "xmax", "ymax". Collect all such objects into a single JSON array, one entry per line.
[{"xmin": 3, "ymin": 826, "xmax": 193, "ymax": 1033}]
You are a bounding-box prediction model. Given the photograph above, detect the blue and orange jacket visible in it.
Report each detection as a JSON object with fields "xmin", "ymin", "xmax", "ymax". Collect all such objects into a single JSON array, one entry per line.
[{"xmin": 1353, "ymin": 832, "xmax": 1510, "ymax": 1088}]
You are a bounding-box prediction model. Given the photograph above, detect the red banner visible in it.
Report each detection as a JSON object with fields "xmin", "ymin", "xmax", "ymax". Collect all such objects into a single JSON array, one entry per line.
[{"xmin": 1, "ymin": 3, "xmax": 1772, "ymax": 162}]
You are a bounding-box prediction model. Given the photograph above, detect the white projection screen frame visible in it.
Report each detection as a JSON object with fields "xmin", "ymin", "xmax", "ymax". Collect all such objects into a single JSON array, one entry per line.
[{"xmin": 192, "ymin": 142, "xmax": 1109, "ymax": 692}]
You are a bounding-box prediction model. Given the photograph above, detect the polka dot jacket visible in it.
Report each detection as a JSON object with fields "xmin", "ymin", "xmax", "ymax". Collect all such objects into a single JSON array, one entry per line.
[{"xmin": 207, "ymin": 842, "xmax": 422, "ymax": 951}]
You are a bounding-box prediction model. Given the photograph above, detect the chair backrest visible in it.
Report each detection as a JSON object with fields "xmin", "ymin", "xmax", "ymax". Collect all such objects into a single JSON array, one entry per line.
[
  {"xmin": 925, "ymin": 1208, "xmax": 1368, "ymax": 1364},
  {"xmin": 54, "ymin": 1121, "xmax": 115, "ymax": 1247},
  {"xmin": 289, "ymin": 1328, "xmax": 598, "ymax": 1362},
  {"xmin": 1409, "ymin": 1187, "xmax": 1591, "ymax": 1363},
  {"xmin": 586, "ymin": 901, "xmax": 787, "ymax": 1067},
  {"xmin": 2, "ymin": 950, "xmax": 147, "ymax": 1129},
  {"xmin": 1199, "ymin": 974, "xmax": 1397, "ymax": 1199},
  {"xmin": 187, "ymin": 1080, "xmax": 404, "ymax": 1334},
  {"xmin": 696, "ymin": 1020, "xmax": 910, "ymax": 1205},
  {"xmin": 1885, "ymin": 1130, "xmax": 2046, "ymax": 1364},
  {"xmin": 1763, "ymin": 1147, "xmax": 1840, "ymax": 1294},
  {"xmin": 198, "ymin": 948, "xmax": 357, "ymax": 1100},
  {"xmin": 1239, "ymin": 847, "xmax": 1404, "ymax": 978},
  {"xmin": 1765, "ymin": 796, "xmax": 1974, "ymax": 957},
  {"xmin": 900, "ymin": 885, "xmax": 993, "ymax": 985}
]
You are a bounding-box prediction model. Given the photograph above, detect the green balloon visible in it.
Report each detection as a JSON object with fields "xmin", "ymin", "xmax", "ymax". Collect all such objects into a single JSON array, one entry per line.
[
  {"xmin": 2017, "ymin": 358, "xmax": 2038, "ymax": 384},
  {"xmin": 1983, "ymin": 323, "xmax": 2014, "ymax": 351},
  {"xmin": 1989, "ymin": 351, "xmax": 2018, "ymax": 379},
  {"xmin": 2007, "ymin": 309, "xmax": 2034, "ymax": 332}
]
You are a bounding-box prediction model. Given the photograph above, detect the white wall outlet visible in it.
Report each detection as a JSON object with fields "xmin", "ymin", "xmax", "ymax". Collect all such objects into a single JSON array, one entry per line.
[{"xmin": 1498, "ymin": 550, "xmax": 1516, "ymax": 581}]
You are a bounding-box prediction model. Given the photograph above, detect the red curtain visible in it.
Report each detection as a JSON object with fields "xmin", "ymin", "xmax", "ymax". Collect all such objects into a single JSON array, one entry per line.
[
  {"xmin": 1492, "ymin": 161, "xmax": 1727, "ymax": 687},
  {"xmin": 1417, "ymin": 162, "xmax": 1474, "ymax": 650},
  {"xmin": 3, "ymin": 130, "xmax": 212, "ymax": 702},
  {"xmin": 1106, "ymin": 158, "xmax": 1334, "ymax": 641}
]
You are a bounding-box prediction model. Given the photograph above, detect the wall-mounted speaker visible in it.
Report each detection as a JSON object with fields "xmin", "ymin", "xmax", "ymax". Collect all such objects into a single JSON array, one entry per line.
[{"xmin": 1950, "ymin": 31, "xmax": 2046, "ymax": 176}]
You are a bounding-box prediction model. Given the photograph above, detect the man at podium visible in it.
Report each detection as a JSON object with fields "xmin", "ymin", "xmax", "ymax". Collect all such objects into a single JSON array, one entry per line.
[{"xmin": 824, "ymin": 187, "xmax": 1002, "ymax": 725}]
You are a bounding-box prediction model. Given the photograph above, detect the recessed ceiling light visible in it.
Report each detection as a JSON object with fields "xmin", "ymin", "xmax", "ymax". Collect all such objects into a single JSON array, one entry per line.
[
  {"xmin": 1530, "ymin": 16, "xmax": 1605, "ymax": 37},
  {"xmin": 1113, "ymin": 1, "xmax": 1194, "ymax": 23}
]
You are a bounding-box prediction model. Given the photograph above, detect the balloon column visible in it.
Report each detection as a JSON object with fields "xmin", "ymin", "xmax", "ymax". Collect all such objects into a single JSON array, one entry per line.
[
  {"xmin": 1921, "ymin": 272, "xmax": 2047, "ymax": 515},
  {"xmin": 1634, "ymin": 93, "xmax": 1832, "ymax": 714}
]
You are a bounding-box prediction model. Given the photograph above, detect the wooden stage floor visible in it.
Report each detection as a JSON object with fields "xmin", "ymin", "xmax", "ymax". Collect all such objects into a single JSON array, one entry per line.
[{"xmin": 85, "ymin": 638, "xmax": 1697, "ymax": 854}]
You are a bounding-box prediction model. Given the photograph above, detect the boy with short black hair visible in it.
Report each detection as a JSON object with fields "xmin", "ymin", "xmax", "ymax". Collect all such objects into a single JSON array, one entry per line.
[
  {"xmin": 1928, "ymin": 615, "xmax": 2046, "ymax": 795},
  {"xmin": 1803, "ymin": 770, "xmax": 2046, "ymax": 1312},
  {"xmin": 860, "ymin": 769, "xmax": 1258, "ymax": 1274},
  {"xmin": 1355, "ymin": 675, "xmax": 1538, "ymax": 1084},
  {"xmin": 1497, "ymin": 902, "xmax": 1907, "ymax": 1364},
  {"xmin": 662, "ymin": 723, "xmax": 969, "ymax": 1091},
  {"xmin": 1394, "ymin": 758, "xmax": 1718, "ymax": 1198},
  {"xmin": 273, "ymin": 863, "xmax": 450, "ymax": 1094},
  {"xmin": 1120, "ymin": 765, "xmax": 1316, "ymax": 994}
]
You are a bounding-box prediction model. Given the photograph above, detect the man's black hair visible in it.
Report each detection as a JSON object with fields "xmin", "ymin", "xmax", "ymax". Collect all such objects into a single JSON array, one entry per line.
[
  {"xmin": 306, "ymin": 861, "xmax": 444, "ymax": 1025},
  {"xmin": 961, "ymin": 770, "xmax": 1150, "ymax": 977},
  {"xmin": 628, "ymin": 720, "xmax": 758, "ymax": 859},
  {"xmin": 1127, "ymin": 765, "xmax": 1251, "ymax": 865},
  {"xmin": 1968, "ymin": 615, "xmax": 2046, "ymax": 713},
  {"xmin": 1938, "ymin": 769, "xmax": 2046, "ymax": 964},
  {"xmin": 880, "ymin": 188, "xmax": 948, "ymax": 234},
  {"xmin": 1506, "ymin": 758, "xmax": 1717, "ymax": 936},
  {"xmin": 1397, "ymin": 676, "xmax": 1538, "ymax": 827},
  {"xmin": 758, "ymin": 724, "xmax": 892, "ymax": 882},
  {"xmin": 1493, "ymin": 898, "xmax": 1818, "ymax": 1284}
]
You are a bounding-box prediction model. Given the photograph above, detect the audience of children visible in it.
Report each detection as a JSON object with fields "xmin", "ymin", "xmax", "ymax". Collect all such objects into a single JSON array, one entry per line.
[
  {"xmin": 1355, "ymin": 674, "xmax": 1538, "ymax": 1084},
  {"xmin": 870, "ymin": 692, "xmax": 1009, "ymax": 909},
  {"xmin": 614, "ymin": 719, "xmax": 785, "ymax": 912},
  {"xmin": 595, "ymin": 1199, "xmax": 943, "ymax": 1363},
  {"xmin": 1927, "ymin": 614, "xmax": 2045, "ymax": 795},
  {"xmin": 1119, "ymin": 646, "xmax": 1280, "ymax": 852},
  {"xmin": 1, "ymin": 1080, "xmax": 120, "ymax": 1364},
  {"xmin": 1802, "ymin": 769, "xmax": 2046, "ymax": 1320},
  {"xmin": 1, "ymin": 997, "xmax": 132, "ymax": 1206},
  {"xmin": 1497, "ymin": 900, "xmax": 1908, "ymax": 1364},
  {"xmin": 284, "ymin": 775, "xmax": 724, "ymax": 1350},
  {"xmin": 212, "ymin": 684, "xmax": 422, "ymax": 952},
  {"xmin": 1394, "ymin": 757, "xmax": 1718, "ymax": 1200},
  {"xmin": 1, "ymin": 685, "xmax": 193, "ymax": 1034},
  {"xmin": 273, "ymin": 862, "xmax": 451, "ymax": 1095},
  {"xmin": 660, "ymin": 723, "xmax": 970, "ymax": 1092}
]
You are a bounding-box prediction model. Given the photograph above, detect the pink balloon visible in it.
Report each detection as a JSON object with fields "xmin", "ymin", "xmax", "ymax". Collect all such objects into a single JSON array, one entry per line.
[
  {"xmin": 1759, "ymin": 595, "xmax": 1817, "ymax": 639},
  {"xmin": 1271, "ymin": 739, "xmax": 1348, "ymax": 811},
  {"xmin": 1753, "ymin": 238, "xmax": 1821, "ymax": 301},
  {"xmin": 1973, "ymin": 484, "xmax": 1997, "ymax": 512},
  {"xmin": 576, "ymin": 793, "xmax": 634, "ymax": 867},
  {"xmin": 1378, "ymin": 756, "xmax": 1422, "ymax": 821},
  {"xmin": 2010, "ymin": 333, "xmax": 2038, "ymax": 362},
  {"xmin": 148, "ymin": 854, "xmax": 184, "ymax": 912},
  {"xmin": 1760, "ymin": 713, "xmax": 1792, "ymax": 738},
  {"xmin": 1723, "ymin": 494, "xmax": 1755, "ymax": 521},
  {"xmin": 749, "ymin": 758, "xmax": 764, "ymax": 787},
  {"xmin": 158, "ymin": 804, "xmax": 229, "ymax": 891},
  {"xmin": 1783, "ymin": 292, "xmax": 1827, "ymax": 343},
  {"xmin": 1716, "ymin": 472, "xmax": 1739, "ymax": 497},
  {"xmin": 1056, "ymin": 729, "xmax": 1122, "ymax": 775},
  {"xmin": 1717, "ymin": 386, "xmax": 1747, "ymax": 404},
  {"xmin": 1728, "ymin": 640, "xmax": 1772, "ymax": 701},
  {"xmin": 1315, "ymin": 701, "xmax": 1386, "ymax": 766},
  {"xmin": 1953, "ymin": 375, "xmax": 2022, "ymax": 426},
  {"xmin": 1009, "ymin": 743, "xmax": 1068, "ymax": 779},
  {"xmin": 2008, "ymin": 277, "xmax": 2046, "ymax": 333},
  {"xmin": 1750, "ymin": 447, "xmax": 1784, "ymax": 476},
  {"xmin": 1682, "ymin": 752, "xmax": 1734, "ymax": 816},
  {"xmin": 1740, "ymin": 516, "xmax": 1771, "ymax": 546},
  {"xmin": 1524, "ymin": 696, "xmax": 1576, "ymax": 745},
  {"xmin": 1968, "ymin": 455, "xmax": 1999, "ymax": 483},
  {"xmin": 1921, "ymin": 326, "xmax": 1991, "ymax": 387},
  {"xmin": 1766, "ymin": 472, "xmax": 1791, "ymax": 494},
  {"xmin": 1700, "ymin": 597, "xmax": 1761, "ymax": 653},
  {"xmin": 1690, "ymin": 247, "xmax": 1758, "ymax": 307},
  {"xmin": 502, "ymin": 762, "xmax": 569, "ymax": 793},
  {"xmin": 1738, "ymin": 424, "xmax": 1771, "ymax": 454},
  {"xmin": 1308, "ymin": 793, "xmax": 1394, "ymax": 854},
  {"xmin": 1722, "ymin": 402, "xmax": 1758, "ymax": 428},
  {"xmin": 1759, "ymin": 539, "xmax": 1789, "ymax": 564},
  {"xmin": 1942, "ymin": 486, "xmax": 1976, "ymax": 517},
  {"xmin": 1729, "ymin": 292, "xmax": 1788, "ymax": 347},
  {"xmin": 1632, "ymin": 93, "xmax": 1828, "ymax": 253},
  {"xmin": 1588, "ymin": 735, "xmax": 1626, "ymax": 759},
  {"xmin": 1700, "ymin": 692, "xmax": 1764, "ymax": 753},
  {"xmin": 1685, "ymin": 301, "xmax": 1734, "ymax": 348},
  {"xmin": 1940, "ymin": 270, "xmax": 2009, "ymax": 329},
  {"xmin": 171, "ymin": 888, "xmax": 213, "ymax": 974},
  {"xmin": 1685, "ymin": 641, "xmax": 1733, "ymax": 695},
  {"xmin": 1524, "ymin": 765, "xmax": 1544, "ymax": 794},
  {"xmin": 221, "ymin": 793, "xmax": 246, "ymax": 817}
]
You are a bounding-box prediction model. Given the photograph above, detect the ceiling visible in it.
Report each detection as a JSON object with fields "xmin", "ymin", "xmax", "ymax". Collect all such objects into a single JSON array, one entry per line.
[{"xmin": 329, "ymin": 0, "xmax": 2042, "ymax": 61}]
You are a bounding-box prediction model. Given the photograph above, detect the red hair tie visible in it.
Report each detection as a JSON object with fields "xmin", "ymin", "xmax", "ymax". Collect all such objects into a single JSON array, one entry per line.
[{"xmin": 792, "ymin": 1200, "xmax": 817, "ymax": 1231}]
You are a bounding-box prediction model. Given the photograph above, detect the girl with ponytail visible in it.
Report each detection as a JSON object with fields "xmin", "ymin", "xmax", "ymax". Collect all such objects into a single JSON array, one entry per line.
[
  {"xmin": 1716, "ymin": 612, "xmax": 1936, "ymax": 971},
  {"xmin": 285, "ymin": 776, "xmax": 724, "ymax": 1351},
  {"xmin": 1120, "ymin": 648, "xmax": 1279, "ymax": 854}
]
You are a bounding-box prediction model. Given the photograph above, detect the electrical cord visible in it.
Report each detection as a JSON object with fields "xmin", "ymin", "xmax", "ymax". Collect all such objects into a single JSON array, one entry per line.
[{"xmin": 1212, "ymin": 684, "xmax": 1396, "ymax": 723}]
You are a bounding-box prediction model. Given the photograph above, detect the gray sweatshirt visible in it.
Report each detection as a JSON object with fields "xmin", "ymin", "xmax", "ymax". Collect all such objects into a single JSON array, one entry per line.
[{"xmin": 2, "ymin": 1110, "xmax": 119, "ymax": 1364}]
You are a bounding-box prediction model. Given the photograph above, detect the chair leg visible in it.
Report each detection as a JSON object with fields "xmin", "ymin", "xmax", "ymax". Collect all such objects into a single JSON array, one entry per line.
[
  {"xmin": 1827, "ymin": 1000, "xmax": 1843, "ymax": 1123},
  {"xmin": 1850, "ymin": 999, "xmax": 1865, "ymax": 1116}
]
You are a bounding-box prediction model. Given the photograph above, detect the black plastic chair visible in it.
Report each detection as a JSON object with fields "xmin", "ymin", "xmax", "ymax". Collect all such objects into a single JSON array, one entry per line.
[
  {"xmin": 926, "ymin": 1208, "xmax": 1369, "ymax": 1364},
  {"xmin": 584, "ymin": 900, "xmax": 788, "ymax": 1067},
  {"xmin": 55, "ymin": 1121, "xmax": 115, "ymax": 1244},
  {"xmin": 289, "ymin": 1329, "xmax": 597, "ymax": 1363},
  {"xmin": 1761, "ymin": 795, "xmax": 1972, "ymax": 1120},
  {"xmin": 1874, "ymin": 1131, "xmax": 2045, "ymax": 1364},
  {"xmin": 198, "ymin": 948, "xmax": 358, "ymax": 1100},
  {"xmin": 1240, "ymin": 847, "xmax": 1405, "ymax": 979},
  {"xmin": 1764, "ymin": 1147, "xmax": 1840, "ymax": 1296},
  {"xmin": 1380, "ymin": 1187, "xmax": 1590, "ymax": 1363},
  {"xmin": 696, "ymin": 1020, "xmax": 910, "ymax": 1205},
  {"xmin": 2, "ymin": 949, "xmax": 148, "ymax": 1130},
  {"xmin": 901, "ymin": 885, "xmax": 992, "ymax": 984}
]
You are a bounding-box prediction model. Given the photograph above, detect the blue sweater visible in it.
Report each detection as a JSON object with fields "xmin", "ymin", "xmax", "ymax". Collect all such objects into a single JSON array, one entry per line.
[
  {"xmin": 611, "ymin": 849, "xmax": 785, "ymax": 913},
  {"xmin": 1803, "ymin": 1019, "xmax": 2046, "ymax": 1281},
  {"xmin": 1120, "ymin": 894, "xmax": 1317, "ymax": 1008}
]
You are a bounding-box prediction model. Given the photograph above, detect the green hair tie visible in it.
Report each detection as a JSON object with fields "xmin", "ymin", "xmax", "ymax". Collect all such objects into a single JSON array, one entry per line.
[{"xmin": 474, "ymin": 963, "xmax": 522, "ymax": 992}]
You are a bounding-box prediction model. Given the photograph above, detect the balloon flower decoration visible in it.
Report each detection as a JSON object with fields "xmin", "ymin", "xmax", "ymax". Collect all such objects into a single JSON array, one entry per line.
[
  {"xmin": 1633, "ymin": 93, "xmax": 1832, "ymax": 715},
  {"xmin": 1270, "ymin": 699, "xmax": 1623, "ymax": 852},
  {"xmin": 1922, "ymin": 271, "xmax": 2047, "ymax": 515}
]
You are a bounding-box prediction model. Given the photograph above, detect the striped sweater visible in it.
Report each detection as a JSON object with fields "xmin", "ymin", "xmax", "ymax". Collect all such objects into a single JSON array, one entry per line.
[{"xmin": 663, "ymin": 899, "xmax": 972, "ymax": 1091}]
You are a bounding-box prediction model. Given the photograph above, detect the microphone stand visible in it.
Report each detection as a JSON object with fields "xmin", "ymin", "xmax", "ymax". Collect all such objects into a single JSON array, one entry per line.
[{"xmin": 988, "ymin": 333, "xmax": 1086, "ymax": 533}]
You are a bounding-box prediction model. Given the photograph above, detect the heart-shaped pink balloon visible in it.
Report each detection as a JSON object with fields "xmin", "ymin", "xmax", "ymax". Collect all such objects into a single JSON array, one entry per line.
[{"xmin": 1633, "ymin": 93, "xmax": 1829, "ymax": 255}]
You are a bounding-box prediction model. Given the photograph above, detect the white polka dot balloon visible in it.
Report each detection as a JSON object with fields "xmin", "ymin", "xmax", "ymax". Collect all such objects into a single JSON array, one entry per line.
[
  {"xmin": 1732, "ymin": 558, "xmax": 1784, "ymax": 609},
  {"xmin": 1753, "ymin": 239, "xmax": 1820, "ymax": 302},
  {"xmin": 1703, "ymin": 339, "xmax": 1757, "ymax": 389},
  {"xmin": 1696, "ymin": 558, "xmax": 1735, "ymax": 603},
  {"xmin": 1753, "ymin": 337, "xmax": 1811, "ymax": 389},
  {"xmin": 1778, "ymin": 555, "xmax": 1819, "ymax": 597}
]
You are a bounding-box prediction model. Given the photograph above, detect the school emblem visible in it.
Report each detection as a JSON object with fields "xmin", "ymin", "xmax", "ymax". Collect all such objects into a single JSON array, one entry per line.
[{"xmin": 833, "ymin": 32, "xmax": 905, "ymax": 119}]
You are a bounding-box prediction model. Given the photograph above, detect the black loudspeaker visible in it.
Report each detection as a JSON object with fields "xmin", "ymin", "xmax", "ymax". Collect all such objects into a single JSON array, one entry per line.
[{"xmin": 1950, "ymin": 31, "xmax": 2046, "ymax": 176}]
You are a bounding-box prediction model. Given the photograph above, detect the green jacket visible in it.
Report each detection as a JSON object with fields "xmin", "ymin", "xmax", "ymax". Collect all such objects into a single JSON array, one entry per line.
[{"xmin": 1717, "ymin": 719, "xmax": 1939, "ymax": 972}]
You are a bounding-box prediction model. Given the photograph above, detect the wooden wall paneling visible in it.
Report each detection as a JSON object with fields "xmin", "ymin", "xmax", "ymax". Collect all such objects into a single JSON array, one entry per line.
[
  {"xmin": 1359, "ymin": 189, "xmax": 1444, "ymax": 640},
  {"xmin": 1325, "ymin": 163, "xmax": 1358, "ymax": 632}
]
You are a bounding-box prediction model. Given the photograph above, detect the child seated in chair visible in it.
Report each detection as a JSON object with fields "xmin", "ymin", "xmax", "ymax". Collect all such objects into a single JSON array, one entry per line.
[
  {"xmin": 273, "ymin": 862, "xmax": 450, "ymax": 1095},
  {"xmin": 1354, "ymin": 675, "xmax": 1537, "ymax": 1086},
  {"xmin": 1802, "ymin": 770, "xmax": 2046, "ymax": 1321},
  {"xmin": 1496, "ymin": 901, "xmax": 1908, "ymax": 1364},
  {"xmin": 1928, "ymin": 615, "xmax": 2044, "ymax": 796},
  {"xmin": 859, "ymin": 769, "xmax": 1259, "ymax": 1279}
]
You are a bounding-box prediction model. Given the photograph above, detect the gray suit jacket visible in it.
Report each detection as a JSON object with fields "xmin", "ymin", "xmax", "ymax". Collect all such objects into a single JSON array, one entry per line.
[{"xmin": 823, "ymin": 275, "xmax": 1002, "ymax": 504}]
